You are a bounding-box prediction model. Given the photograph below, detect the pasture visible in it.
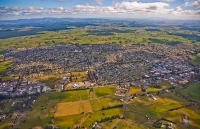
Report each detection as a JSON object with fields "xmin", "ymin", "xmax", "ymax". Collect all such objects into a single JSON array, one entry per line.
[
  {"xmin": 20, "ymin": 84, "xmax": 200, "ymax": 129},
  {"xmin": 180, "ymin": 83, "xmax": 200, "ymax": 102},
  {"xmin": 0, "ymin": 27, "xmax": 199, "ymax": 55},
  {"xmin": 0, "ymin": 61, "xmax": 12, "ymax": 74},
  {"xmin": 54, "ymin": 101, "xmax": 92, "ymax": 117},
  {"xmin": 94, "ymin": 86, "xmax": 116, "ymax": 97},
  {"xmin": 125, "ymin": 90, "xmax": 200, "ymax": 129}
]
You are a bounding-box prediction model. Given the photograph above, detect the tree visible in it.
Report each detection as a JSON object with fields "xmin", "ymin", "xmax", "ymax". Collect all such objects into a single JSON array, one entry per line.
[{"xmin": 141, "ymin": 88, "xmax": 146, "ymax": 92}]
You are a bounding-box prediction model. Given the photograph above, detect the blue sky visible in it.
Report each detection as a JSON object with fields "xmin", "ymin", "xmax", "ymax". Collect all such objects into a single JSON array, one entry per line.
[{"xmin": 0, "ymin": 0, "xmax": 199, "ymax": 20}]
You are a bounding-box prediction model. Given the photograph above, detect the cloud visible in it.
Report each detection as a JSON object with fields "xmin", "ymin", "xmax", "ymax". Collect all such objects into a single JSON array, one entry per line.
[
  {"xmin": 95, "ymin": 0, "xmax": 104, "ymax": 5},
  {"xmin": 22, "ymin": 6, "xmax": 45, "ymax": 15},
  {"xmin": 157, "ymin": 0, "xmax": 175, "ymax": 2},
  {"xmin": 0, "ymin": 6, "xmax": 22, "ymax": 12},
  {"xmin": 48, "ymin": 7, "xmax": 67, "ymax": 14},
  {"xmin": 184, "ymin": 1, "xmax": 190, "ymax": 7},
  {"xmin": 73, "ymin": 5, "xmax": 117, "ymax": 14},
  {"xmin": 114, "ymin": 1, "xmax": 169, "ymax": 12},
  {"xmin": 174, "ymin": 6, "xmax": 182, "ymax": 11},
  {"xmin": 184, "ymin": 0, "xmax": 200, "ymax": 8},
  {"xmin": 193, "ymin": 0, "xmax": 200, "ymax": 8},
  {"xmin": 0, "ymin": 1, "xmax": 200, "ymax": 19}
]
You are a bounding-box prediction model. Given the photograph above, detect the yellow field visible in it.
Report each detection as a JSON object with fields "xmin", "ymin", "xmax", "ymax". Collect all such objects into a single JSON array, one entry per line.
[{"xmin": 54, "ymin": 101, "xmax": 92, "ymax": 117}]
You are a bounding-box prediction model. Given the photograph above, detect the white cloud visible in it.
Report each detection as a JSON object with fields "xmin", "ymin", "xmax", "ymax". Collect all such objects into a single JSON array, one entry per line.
[
  {"xmin": 157, "ymin": 0, "xmax": 175, "ymax": 2},
  {"xmin": 184, "ymin": 1, "xmax": 190, "ymax": 7},
  {"xmin": 95, "ymin": 0, "xmax": 104, "ymax": 5},
  {"xmin": 23, "ymin": 6, "xmax": 45, "ymax": 15},
  {"xmin": 175, "ymin": 6, "xmax": 182, "ymax": 11},
  {"xmin": 193, "ymin": 0, "xmax": 200, "ymax": 8},
  {"xmin": 184, "ymin": 0, "xmax": 200, "ymax": 8},
  {"xmin": 0, "ymin": 6, "xmax": 22, "ymax": 12},
  {"xmin": 0, "ymin": 1, "xmax": 200, "ymax": 20},
  {"xmin": 114, "ymin": 1, "xmax": 169, "ymax": 11},
  {"xmin": 48, "ymin": 7, "xmax": 66, "ymax": 14}
]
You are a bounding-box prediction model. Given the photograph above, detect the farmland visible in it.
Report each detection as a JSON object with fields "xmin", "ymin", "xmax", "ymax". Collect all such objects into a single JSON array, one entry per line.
[
  {"xmin": 0, "ymin": 61, "xmax": 12, "ymax": 74},
  {"xmin": 15, "ymin": 84, "xmax": 200, "ymax": 129},
  {"xmin": 0, "ymin": 18, "xmax": 199, "ymax": 129},
  {"xmin": 0, "ymin": 26, "xmax": 199, "ymax": 53},
  {"xmin": 180, "ymin": 83, "xmax": 200, "ymax": 102},
  {"xmin": 0, "ymin": 61, "xmax": 17, "ymax": 81}
]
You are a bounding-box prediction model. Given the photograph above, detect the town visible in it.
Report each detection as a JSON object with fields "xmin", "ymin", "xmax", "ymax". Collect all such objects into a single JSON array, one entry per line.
[
  {"xmin": 1, "ymin": 43, "xmax": 200, "ymax": 98},
  {"xmin": 0, "ymin": 43, "xmax": 200, "ymax": 129}
]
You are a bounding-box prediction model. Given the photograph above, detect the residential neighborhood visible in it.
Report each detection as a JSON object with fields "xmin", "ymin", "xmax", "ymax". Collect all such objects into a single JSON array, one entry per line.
[{"xmin": 1, "ymin": 44, "xmax": 200, "ymax": 98}]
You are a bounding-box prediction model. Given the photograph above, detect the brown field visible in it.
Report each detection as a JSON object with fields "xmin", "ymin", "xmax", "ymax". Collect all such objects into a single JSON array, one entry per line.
[{"xmin": 54, "ymin": 100, "xmax": 92, "ymax": 117}]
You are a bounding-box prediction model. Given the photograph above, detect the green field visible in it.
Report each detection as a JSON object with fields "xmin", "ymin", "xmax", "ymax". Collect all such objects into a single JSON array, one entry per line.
[
  {"xmin": 21, "ymin": 90, "xmax": 89, "ymax": 128},
  {"xmin": 21, "ymin": 86, "xmax": 122, "ymax": 128},
  {"xmin": 0, "ymin": 61, "xmax": 11, "ymax": 74},
  {"xmin": 53, "ymin": 114, "xmax": 84, "ymax": 128},
  {"xmin": 125, "ymin": 90, "xmax": 200, "ymax": 129},
  {"xmin": 180, "ymin": 83, "xmax": 200, "ymax": 102},
  {"xmin": 0, "ymin": 61, "xmax": 14, "ymax": 81},
  {"xmin": 0, "ymin": 27, "xmax": 198, "ymax": 54},
  {"xmin": 191, "ymin": 55, "xmax": 200, "ymax": 65},
  {"xmin": 94, "ymin": 86, "xmax": 116, "ymax": 97},
  {"xmin": 146, "ymin": 87, "xmax": 162, "ymax": 93},
  {"xmin": 5, "ymin": 84, "xmax": 200, "ymax": 129}
]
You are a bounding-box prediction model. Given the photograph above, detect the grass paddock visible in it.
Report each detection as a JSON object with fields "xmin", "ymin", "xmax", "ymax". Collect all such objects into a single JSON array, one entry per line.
[{"xmin": 55, "ymin": 101, "xmax": 92, "ymax": 117}]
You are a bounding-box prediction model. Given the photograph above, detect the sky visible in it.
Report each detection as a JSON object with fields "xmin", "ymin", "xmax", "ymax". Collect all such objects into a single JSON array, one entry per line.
[{"xmin": 0, "ymin": 0, "xmax": 200, "ymax": 20}]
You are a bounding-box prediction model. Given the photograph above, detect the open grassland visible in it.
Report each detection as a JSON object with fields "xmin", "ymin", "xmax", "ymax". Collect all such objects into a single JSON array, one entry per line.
[
  {"xmin": 180, "ymin": 83, "xmax": 200, "ymax": 102},
  {"xmin": 146, "ymin": 87, "xmax": 162, "ymax": 93},
  {"xmin": 129, "ymin": 86, "xmax": 141, "ymax": 95},
  {"xmin": 21, "ymin": 98, "xmax": 59, "ymax": 129},
  {"xmin": 0, "ymin": 60, "xmax": 18, "ymax": 81},
  {"xmin": 126, "ymin": 96, "xmax": 184, "ymax": 118},
  {"xmin": 53, "ymin": 114, "xmax": 84, "ymax": 128},
  {"xmin": 94, "ymin": 86, "xmax": 116, "ymax": 97},
  {"xmin": 81, "ymin": 108, "xmax": 122, "ymax": 127},
  {"xmin": 125, "ymin": 89, "xmax": 200, "ymax": 129},
  {"xmin": 0, "ymin": 61, "xmax": 12, "ymax": 74},
  {"xmin": 55, "ymin": 101, "xmax": 92, "ymax": 117},
  {"xmin": 89, "ymin": 97, "xmax": 122, "ymax": 111}
]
